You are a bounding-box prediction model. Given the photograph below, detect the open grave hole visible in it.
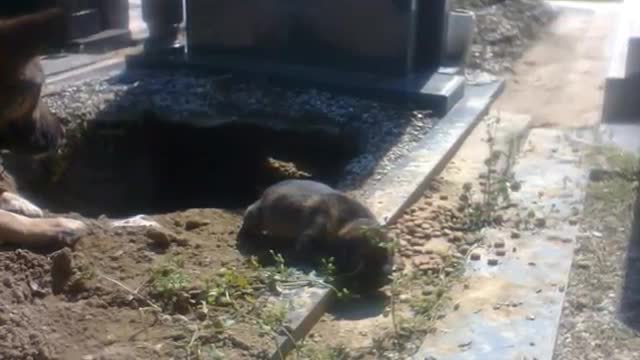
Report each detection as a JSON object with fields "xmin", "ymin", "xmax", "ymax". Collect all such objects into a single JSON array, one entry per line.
[{"xmin": 3, "ymin": 111, "xmax": 361, "ymax": 218}]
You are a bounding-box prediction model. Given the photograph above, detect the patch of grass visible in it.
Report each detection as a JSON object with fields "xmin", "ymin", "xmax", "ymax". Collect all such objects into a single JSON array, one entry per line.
[
  {"xmin": 258, "ymin": 302, "xmax": 289, "ymax": 335},
  {"xmin": 297, "ymin": 343, "xmax": 351, "ymax": 360},
  {"xmin": 149, "ymin": 255, "xmax": 190, "ymax": 311},
  {"xmin": 205, "ymin": 268, "xmax": 256, "ymax": 308}
]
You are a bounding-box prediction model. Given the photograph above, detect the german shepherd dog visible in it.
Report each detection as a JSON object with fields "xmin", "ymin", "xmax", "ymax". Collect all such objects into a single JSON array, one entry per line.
[
  {"xmin": 239, "ymin": 180, "xmax": 394, "ymax": 293},
  {"xmin": 0, "ymin": 8, "xmax": 86, "ymax": 249}
]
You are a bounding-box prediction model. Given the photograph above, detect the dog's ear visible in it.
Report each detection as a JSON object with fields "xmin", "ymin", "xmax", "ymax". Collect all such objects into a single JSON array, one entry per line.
[{"xmin": 0, "ymin": 8, "xmax": 67, "ymax": 71}]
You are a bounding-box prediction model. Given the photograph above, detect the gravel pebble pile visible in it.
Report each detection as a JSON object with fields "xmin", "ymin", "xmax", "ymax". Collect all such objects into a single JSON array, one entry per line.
[
  {"xmin": 43, "ymin": 71, "xmax": 435, "ymax": 191},
  {"xmin": 454, "ymin": 0, "xmax": 556, "ymax": 74}
]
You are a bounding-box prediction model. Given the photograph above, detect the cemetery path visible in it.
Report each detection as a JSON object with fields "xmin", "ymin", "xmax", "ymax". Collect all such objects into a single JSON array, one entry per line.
[{"xmin": 493, "ymin": 3, "xmax": 615, "ymax": 129}]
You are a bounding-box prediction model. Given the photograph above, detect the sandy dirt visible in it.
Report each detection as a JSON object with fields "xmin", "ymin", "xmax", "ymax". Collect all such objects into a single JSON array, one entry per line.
[
  {"xmin": 0, "ymin": 208, "xmax": 281, "ymax": 360},
  {"xmin": 492, "ymin": 4, "xmax": 615, "ymax": 128}
]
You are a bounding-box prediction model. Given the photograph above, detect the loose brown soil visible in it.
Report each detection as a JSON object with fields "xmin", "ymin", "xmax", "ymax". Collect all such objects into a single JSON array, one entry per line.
[{"xmin": 0, "ymin": 208, "xmax": 283, "ymax": 360}]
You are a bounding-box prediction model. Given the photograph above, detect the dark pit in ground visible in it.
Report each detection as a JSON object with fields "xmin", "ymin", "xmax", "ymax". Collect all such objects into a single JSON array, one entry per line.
[{"xmin": 2, "ymin": 112, "xmax": 360, "ymax": 217}]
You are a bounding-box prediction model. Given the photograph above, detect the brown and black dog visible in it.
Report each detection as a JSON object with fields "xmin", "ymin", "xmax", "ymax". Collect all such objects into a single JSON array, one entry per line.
[
  {"xmin": 239, "ymin": 179, "xmax": 394, "ymax": 293},
  {"xmin": 0, "ymin": 8, "xmax": 86, "ymax": 249}
]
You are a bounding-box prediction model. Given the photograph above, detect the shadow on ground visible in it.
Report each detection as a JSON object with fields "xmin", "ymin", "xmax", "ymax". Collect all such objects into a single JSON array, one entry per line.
[
  {"xmin": 619, "ymin": 190, "xmax": 640, "ymax": 330},
  {"xmin": 4, "ymin": 68, "xmax": 422, "ymax": 218}
]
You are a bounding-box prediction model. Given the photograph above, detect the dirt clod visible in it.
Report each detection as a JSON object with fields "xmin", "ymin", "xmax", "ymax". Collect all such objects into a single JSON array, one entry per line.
[
  {"xmin": 184, "ymin": 218, "xmax": 210, "ymax": 231},
  {"xmin": 50, "ymin": 248, "xmax": 73, "ymax": 293},
  {"xmin": 145, "ymin": 227, "xmax": 172, "ymax": 248}
]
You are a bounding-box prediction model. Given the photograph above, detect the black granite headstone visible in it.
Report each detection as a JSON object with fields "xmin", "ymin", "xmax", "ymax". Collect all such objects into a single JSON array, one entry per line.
[
  {"xmin": 128, "ymin": 0, "xmax": 465, "ymax": 117},
  {"xmin": 185, "ymin": 0, "xmax": 449, "ymax": 77}
]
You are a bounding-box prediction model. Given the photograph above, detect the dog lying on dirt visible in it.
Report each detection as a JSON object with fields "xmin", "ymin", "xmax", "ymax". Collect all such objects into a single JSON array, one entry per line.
[
  {"xmin": 239, "ymin": 179, "xmax": 394, "ymax": 293},
  {"xmin": 0, "ymin": 8, "xmax": 86, "ymax": 249}
]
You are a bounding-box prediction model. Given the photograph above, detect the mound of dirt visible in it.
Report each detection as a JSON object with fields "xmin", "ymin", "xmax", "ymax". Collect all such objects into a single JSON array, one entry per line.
[
  {"xmin": 454, "ymin": 0, "xmax": 556, "ymax": 74},
  {"xmin": 0, "ymin": 209, "xmax": 276, "ymax": 360}
]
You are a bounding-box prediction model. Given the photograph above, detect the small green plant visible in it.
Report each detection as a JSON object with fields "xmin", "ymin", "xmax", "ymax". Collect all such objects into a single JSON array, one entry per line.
[
  {"xmin": 318, "ymin": 257, "xmax": 352, "ymax": 301},
  {"xmin": 458, "ymin": 116, "xmax": 518, "ymax": 231},
  {"xmin": 298, "ymin": 343, "xmax": 351, "ymax": 360},
  {"xmin": 205, "ymin": 267, "xmax": 255, "ymax": 308},
  {"xmin": 149, "ymin": 256, "xmax": 189, "ymax": 310},
  {"xmin": 258, "ymin": 302, "xmax": 288, "ymax": 333}
]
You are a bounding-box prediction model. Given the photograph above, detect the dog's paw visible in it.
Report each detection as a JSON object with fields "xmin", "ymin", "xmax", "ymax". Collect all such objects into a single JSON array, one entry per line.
[
  {"xmin": 51, "ymin": 218, "xmax": 88, "ymax": 247},
  {"xmin": 0, "ymin": 192, "xmax": 43, "ymax": 217}
]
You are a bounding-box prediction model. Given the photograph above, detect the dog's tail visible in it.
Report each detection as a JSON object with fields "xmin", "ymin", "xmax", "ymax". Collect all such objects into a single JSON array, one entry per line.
[{"xmin": 0, "ymin": 8, "xmax": 66, "ymax": 69}]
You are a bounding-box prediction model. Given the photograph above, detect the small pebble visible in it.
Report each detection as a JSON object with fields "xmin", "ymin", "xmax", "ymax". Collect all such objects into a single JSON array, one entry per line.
[
  {"xmin": 439, "ymin": 194, "xmax": 448, "ymax": 201},
  {"xmin": 510, "ymin": 231, "xmax": 521, "ymax": 239},
  {"xmin": 535, "ymin": 218, "xmax": 546, "ymax": 228},
  {"xmin": 495, "ymin": 249, "xmax": 506, "ymax": 257},
  {"xmin": 494, "ymin": 241, "xmax": 505, "ymax": 249},
  {"xmin": 145, "ymin": 227, "xmax": 179, "ymax": 248},
  {"xmin": 470, "ymin": 253, "xmax": 481, "ymax": 261},
  {"xmin": 458, "ymin": 245, "xmax": 470, "ymax": 255},
  {"xmin": 487, "ymin": 258, "xmax": 499, "ymax": 266},
  {"xmin": 568, "ymin": 218, "xmax": 578, "ymax": 226},
  {"xmin": 527, "ymin": 315, "xmax": 536, "ymax": 321},
  {"xmin": 576, "ymin": 260, "xmax": 590, "ymax": 270}
]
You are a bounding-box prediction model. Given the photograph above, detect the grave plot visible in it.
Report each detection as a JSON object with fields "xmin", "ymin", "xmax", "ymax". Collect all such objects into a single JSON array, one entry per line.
[
  {"xmin": 0, "ymin": 0, "xmax": 558, "ymax": 358},
  {"xmin": 0, "ymin": 69, "xmax": 446, "ymax": 359}
]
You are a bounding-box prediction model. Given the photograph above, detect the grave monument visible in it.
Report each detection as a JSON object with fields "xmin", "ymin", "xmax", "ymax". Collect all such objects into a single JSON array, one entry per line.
[{"xmin": 130, "ymin": 0, "xmax": 468, "ymax": 116}]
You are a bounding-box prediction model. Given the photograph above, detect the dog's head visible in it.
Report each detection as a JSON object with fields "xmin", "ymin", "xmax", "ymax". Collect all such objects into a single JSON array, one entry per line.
[
  {"xmin": 334, "ymin": 218, "xmax": 395, "ymax": 293},
  {"xmin": 0, "ymin": 8, "xmax": 67, "ymax": 154}
]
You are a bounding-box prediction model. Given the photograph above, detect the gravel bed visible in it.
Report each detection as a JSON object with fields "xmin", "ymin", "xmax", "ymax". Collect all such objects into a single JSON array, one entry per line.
[{"xmin": 43, "ymin": 71, "xmax": 435, "ymax": 192}]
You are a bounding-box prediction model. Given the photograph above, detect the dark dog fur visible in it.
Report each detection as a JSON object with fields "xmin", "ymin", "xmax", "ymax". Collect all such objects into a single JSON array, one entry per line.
[
  {"xmin": 0, "ymin": 8, "xmax": 66, "ymax": 155},
  {"xmin": 239, "ymin": 179, "xmax": 394, "ymax": 293}
]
